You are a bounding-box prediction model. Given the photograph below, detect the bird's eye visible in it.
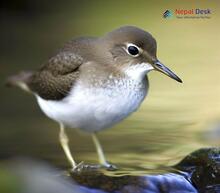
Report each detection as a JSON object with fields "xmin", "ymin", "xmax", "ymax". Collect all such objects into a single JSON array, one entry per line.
[{"xmin": 127, "ymin": 44, "xmax": 140, "ymax": 57}]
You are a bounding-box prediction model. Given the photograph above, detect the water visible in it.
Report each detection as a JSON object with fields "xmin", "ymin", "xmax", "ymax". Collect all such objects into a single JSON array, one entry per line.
[{"xmin": 0, "ymin": 0, "xmax": 220, "ymax": 178}]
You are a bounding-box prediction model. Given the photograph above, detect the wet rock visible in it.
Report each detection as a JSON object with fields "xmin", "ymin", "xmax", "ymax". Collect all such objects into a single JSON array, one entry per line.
[
  {"xmin": 3, "ymin": 147, "xmax": 220, "ymax": 193},
  {"xmin": 71, "ymin": 169, "xmax": 196, "ymax": 193},
  {"xmin": 2, "ymin": 159, "xmax": 197, "ymax": 193},
  {"xmin": 175, "ymin": 147, "xmax": 220, "ymax": 192}
]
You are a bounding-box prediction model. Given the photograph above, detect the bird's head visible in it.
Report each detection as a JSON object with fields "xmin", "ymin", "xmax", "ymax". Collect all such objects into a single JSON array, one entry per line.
[{"xmin": 103, "ymin": 26, "xmax": 182, "ymax": 83}]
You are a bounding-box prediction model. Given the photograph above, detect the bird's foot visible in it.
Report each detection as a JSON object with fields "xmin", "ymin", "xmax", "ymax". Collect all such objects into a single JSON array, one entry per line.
[
  {"xmin": 101, "ymin": 162, "xmax": 118, "ymax": 171},
  {"xmin": 69, "ymin": 162, "xmax": 118, "ymax": 173},
  {"xmin": 70, "ymin": 162, "xmax": 101, "ymax": 173},
  {"xmin": 71, "ymin": 161, "xmax": 85, "ymax": 172}
]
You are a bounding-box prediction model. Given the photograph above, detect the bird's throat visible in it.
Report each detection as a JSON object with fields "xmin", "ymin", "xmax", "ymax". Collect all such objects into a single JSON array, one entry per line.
[{"xmin": 123, "ymin": 62, "xmax": 153, "ymax": 81}]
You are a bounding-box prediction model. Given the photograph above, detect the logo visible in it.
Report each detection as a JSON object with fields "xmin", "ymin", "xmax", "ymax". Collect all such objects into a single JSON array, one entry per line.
[
  {"xmin": 163, "ymin": 9, "xmax": 212, "ymax": 19},
  {"xmin": 163, "ymin": 10, "xmax": 172, "ymax": 18}
]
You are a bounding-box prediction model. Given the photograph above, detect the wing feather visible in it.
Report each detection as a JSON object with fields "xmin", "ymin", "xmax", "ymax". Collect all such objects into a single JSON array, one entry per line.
[{"xmin": 28, "ymin": 51, "xmax": 83, "ymax": 100}]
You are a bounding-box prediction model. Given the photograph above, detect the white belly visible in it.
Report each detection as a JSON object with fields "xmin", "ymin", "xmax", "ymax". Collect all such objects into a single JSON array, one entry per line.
[{"xmin": 36, "ymin": 79, "xmax": 148, "ymax": 132}]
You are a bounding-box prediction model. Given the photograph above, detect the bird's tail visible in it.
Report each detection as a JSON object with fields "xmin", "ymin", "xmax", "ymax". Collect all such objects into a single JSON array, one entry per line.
[{"xmin": 5, "ymin": 71, "xmax": 33, "ymax": 93}]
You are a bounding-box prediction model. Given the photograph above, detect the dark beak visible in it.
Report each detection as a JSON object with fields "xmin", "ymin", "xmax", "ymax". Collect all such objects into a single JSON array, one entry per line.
[{"xmin": 153, "ymin": 60, "xmax": 182, "ymax": 83}]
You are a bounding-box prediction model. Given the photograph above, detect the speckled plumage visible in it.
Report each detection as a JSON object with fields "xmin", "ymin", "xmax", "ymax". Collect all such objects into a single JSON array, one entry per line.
[
  {"xmin": 36, "ymin": 75, "xmax": 149, "ymax": 132},
  {"xmin": 7, "ymin": 26, "xmax": 181, "ymax": 132},
  {"xmin": 19, "ymin": 26, "xmax": 157, "ymax": 101}
]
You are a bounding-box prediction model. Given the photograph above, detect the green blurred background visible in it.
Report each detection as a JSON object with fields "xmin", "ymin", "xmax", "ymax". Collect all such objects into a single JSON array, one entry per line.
[{"xmin": 0, "ymin": 0, "xmax": 220, "ymax": 173}]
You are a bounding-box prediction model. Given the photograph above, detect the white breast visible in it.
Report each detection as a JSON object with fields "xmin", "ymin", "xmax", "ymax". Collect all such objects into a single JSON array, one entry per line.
[{"xmin": 36, "ymin": 77, "xmax": 148, "ymax": 132}]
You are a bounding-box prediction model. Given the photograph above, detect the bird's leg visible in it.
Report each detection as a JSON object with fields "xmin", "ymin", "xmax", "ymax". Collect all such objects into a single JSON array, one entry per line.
[
  {"xmin": 92, "ymin": 133, "xmax": 116, "ymax": 170},
  {"xmin": 59, "ymin": 123, "xmax": 77, "ymax": 169},
  {"xmin": 91, "ymin": 133, "xmax": 108, "ymax": 166}
]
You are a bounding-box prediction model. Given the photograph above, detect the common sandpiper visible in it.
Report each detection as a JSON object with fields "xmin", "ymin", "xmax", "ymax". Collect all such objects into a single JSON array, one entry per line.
[{"xmin": 7, "ymin": 26, "xmax": 182, "ymax": 170}]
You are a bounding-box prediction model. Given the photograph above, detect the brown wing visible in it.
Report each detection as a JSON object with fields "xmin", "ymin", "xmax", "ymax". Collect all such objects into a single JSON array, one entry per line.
[{"xmin": 28, "ymin": 51, "xmax": 83, "ymax": 100}]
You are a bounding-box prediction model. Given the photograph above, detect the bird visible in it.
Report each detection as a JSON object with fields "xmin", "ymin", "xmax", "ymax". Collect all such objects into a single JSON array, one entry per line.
[{"xmin": 6, "ymin": 26, "xmax": 182, "ymax": 170}]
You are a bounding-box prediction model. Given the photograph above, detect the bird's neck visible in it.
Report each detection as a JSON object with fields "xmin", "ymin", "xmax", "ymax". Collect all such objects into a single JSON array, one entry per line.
[{"xmin": 122, "ymin": 62, "xmax": 153, "ymax": 82}]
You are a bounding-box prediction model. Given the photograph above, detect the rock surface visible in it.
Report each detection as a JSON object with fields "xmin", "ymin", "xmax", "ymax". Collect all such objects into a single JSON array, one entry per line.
[{"xmin": 2, "ymin": 148, "xmax": 220, "ymax": 193}]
